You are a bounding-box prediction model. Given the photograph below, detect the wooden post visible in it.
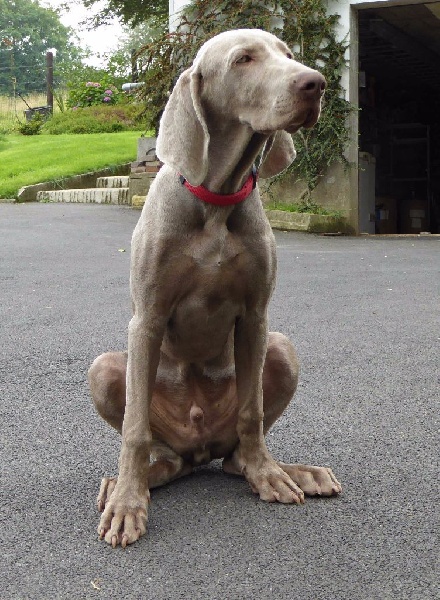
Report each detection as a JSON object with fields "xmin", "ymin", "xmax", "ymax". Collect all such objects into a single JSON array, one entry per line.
[{"xmin": 46, "ymin": 51, "xmax": 53, "ymax": 112}]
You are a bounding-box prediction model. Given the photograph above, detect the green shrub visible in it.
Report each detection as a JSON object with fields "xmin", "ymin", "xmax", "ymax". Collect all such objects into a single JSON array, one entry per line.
[
  {"xmin": 41, "ymin": 104, "xmax": 142, "ymax": 134},
  {"xmin": 67, "ymin": 77, "xmax": 123, "ymax": 108},
  {"xmin": 17, "ymin": 113, "xmax": 44, "ymax": 135}
]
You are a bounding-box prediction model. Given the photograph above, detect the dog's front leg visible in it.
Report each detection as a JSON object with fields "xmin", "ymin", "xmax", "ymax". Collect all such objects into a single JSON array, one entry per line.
[
  {"xmin": 97, "ymin": 313, "xmax": 164, "ymax": 547},
  {"xmin": 233, "ymin": 313, "xmax": 305, "ymax": 504}
]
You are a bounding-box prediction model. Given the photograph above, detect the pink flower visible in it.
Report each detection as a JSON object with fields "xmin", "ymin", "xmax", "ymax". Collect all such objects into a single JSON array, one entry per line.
[
  {"xmin": 103, "ymin": 96, "xmax": 111, "ymax": 102},
  {"xmin": 86, "ymin": 82, "xmax": 94, "ymax": 87},
  {"xmin": 104, "ymin": 89, "xmax": 113, "ymax": 95}
]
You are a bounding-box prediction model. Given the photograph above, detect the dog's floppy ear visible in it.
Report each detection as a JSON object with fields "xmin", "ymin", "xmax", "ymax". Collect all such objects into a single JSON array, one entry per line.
[
  {"xmin": 156, "ymin": 66, "xmax": 209, "ymax": 186},
  {"xmin": 259, "ymin": 131, "xmax": 296, "ymax": 178}
]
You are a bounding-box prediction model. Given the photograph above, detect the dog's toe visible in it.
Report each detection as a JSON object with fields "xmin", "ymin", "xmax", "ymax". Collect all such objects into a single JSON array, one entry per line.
[
  {"xmin": 97, "ymin": 476, "xmax": 118, "ymax": 512},
  {"xmin": 279, "ymin": 463, "xmax": 342, "ymax": 497}
]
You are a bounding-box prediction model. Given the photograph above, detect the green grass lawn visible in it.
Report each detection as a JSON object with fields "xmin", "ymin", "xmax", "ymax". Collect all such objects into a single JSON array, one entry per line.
[{"xmin": 0, "ymin": 131, "xmax": 143, "ymax": 199}]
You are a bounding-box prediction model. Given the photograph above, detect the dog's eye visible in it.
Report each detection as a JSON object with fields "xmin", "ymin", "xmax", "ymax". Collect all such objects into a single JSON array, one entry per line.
[
  {"xmin": 286, "ymin": 52, "xmax": 293, "ymax": 59},
  {"xmin": 236, "ymin": 55, "xmax": 252, "ymax": 64}
]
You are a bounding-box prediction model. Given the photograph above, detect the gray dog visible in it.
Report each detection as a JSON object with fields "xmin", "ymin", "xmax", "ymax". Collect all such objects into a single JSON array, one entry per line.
[{"xmin": 89, "ymin": 29, "xmax": 341, "ymax": 548}]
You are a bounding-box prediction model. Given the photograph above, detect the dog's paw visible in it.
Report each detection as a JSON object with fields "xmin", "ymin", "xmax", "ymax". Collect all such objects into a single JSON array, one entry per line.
[
  {"xmin": 279, "ymin": 463, "xmax": 342, "ymax": 496},
  {"xmin": 97, "ymin": 476, "xmax": 118, "ymax": 512},
  {"xmin": 97, "ymin": 484, "xmax": 149, "ymax": 548},
  {"xmin": 245, "ymin": 459, "xmax": 305, "ymax": 505}
]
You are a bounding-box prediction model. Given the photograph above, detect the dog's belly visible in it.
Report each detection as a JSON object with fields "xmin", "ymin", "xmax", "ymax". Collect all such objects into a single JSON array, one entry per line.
[{"xmin": 150, "ymin": 370, "xmax": 239, "ymax": 465}]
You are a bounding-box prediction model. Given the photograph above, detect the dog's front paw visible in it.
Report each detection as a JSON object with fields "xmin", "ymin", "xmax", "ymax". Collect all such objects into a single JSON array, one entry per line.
[
  {"xmin": 245, "ymin": 459, "xmax": 305, "ymax": 505},
  {"xmin": 97, "ymin": 483, "xmax": 149, "ymax": 548}
]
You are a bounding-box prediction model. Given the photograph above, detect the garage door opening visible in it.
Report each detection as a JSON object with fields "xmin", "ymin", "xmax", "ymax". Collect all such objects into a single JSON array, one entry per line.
[{"xmin": 358, "ymin": 2, "xmax": 440, "ymax": 234}]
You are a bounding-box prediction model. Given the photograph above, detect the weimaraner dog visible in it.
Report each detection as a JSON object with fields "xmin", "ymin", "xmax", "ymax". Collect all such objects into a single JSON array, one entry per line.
[{"xmin": 89, "ymin": 28, "xmax": 342, "ymax": 548}]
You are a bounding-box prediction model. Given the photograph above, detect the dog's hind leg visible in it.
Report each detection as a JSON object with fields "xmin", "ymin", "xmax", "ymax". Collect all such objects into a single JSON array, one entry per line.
[
  {"xmin": 96, "ymin": 441, "xmax": 192, "ymax": 512},
  {"xmin": 88, "ymin": 351, "xmax": 128, "ymax": 434},
  {"xmin": 89, "ymin": 352, "xmax": 193, "ymax": 512}
]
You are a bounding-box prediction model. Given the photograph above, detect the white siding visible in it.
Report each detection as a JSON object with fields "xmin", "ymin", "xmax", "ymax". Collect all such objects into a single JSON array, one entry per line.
[{"xmin": 169, "ymin": 0, "xmax": 192, "ymax": 30}]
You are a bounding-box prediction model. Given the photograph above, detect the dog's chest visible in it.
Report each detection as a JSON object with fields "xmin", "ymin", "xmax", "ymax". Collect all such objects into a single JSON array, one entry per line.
[
  {"xmin": 159, "ymin": 210, "xmax": 274, "ymax": 362},
  {"xmin": 184, "ymin": 216, "xmax": 272, "ymax": 292},
  {"xmin": 165, "ymin": 231, "xmax": 255, "ymax": 358},
  {"xmin": 190, "ymin": 221, "xmax": 246, "ymax": 270}
]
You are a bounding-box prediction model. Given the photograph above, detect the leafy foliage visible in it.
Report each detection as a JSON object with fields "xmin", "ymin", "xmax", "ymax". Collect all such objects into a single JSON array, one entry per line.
[
  {"xmin": 81, "ymin": 0, "xmax": 168, "ymax": 28},
  {"xmin": 41, "ymin": 104, "xmax": 141, "ymax": 134},
  {"xmin": 107, "ymin": 20, "xmax": 167, "ymax": 79},
  {"xmin": 136, "ymin": 0, "xmax": 354, "ymax": 193},
  {"xmin": 58, "ymin": 63, "xmax": 125, "ymax": 99},
  {"xmin": 0, "ymin": 0, "xmax": 85, "ymax": 94},
  {"xmin": 17, "ymin": 112, "xmax": 45, "ymax": 136},
  {"xmin": 67, "ymin": 78, "xmax": 122, "ymax": 108}
]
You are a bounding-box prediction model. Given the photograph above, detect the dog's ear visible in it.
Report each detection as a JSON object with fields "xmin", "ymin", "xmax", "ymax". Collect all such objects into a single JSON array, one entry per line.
[
  {"xmin": 259, "ymin": 131, "xmax": 296, "ymax": 178},
  {"xmin": 156, "ymin": 67, "xmax": 209, "ymax": 186}
]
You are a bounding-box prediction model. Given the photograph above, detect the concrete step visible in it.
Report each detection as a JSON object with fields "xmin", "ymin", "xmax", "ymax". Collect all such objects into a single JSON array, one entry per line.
[
  {"xmin": 96, "ymin": 176, "xmax": 130, "ymax": 188},
  {"xmin": 36, "ymin": 187, "xmax": 129, "ymax": 205}
]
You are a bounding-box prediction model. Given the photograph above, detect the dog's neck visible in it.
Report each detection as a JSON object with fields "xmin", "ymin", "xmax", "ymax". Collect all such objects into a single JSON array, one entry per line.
[{"xmin": 202, "ymin": 125, "xmax": 268, "ymax": 194}]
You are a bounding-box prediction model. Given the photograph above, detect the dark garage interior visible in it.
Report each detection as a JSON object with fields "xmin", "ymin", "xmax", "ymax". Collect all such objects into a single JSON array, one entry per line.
[{"xmin": 358, "ymin": 2, "xmax": 440, "ymax": 234}]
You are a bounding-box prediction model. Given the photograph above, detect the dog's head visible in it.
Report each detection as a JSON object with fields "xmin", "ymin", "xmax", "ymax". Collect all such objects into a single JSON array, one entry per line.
[
  {"xmin": 157, "ymin": 29, "xmax": 325, "ymax": 184},
  {"xmin": 194, "ymin": 29, "xmax": 325, "ymax": 134}
]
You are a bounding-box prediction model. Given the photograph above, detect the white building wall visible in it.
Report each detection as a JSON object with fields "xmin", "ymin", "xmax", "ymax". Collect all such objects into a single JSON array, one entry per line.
[{"xmin": 169, "ymin": 0, "xmax": 192, "ymax": 31}]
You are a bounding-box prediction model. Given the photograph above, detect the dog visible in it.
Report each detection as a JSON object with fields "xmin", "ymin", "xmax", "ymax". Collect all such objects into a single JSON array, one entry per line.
[{"xmin": 89, "ymin": 28, "xmax": 341, "ymax": 548}]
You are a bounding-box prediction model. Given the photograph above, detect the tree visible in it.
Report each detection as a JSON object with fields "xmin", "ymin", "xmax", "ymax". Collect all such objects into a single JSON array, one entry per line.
[
  {"xmin": 0, "ymin": 0, "xmax": 84, "ymax": 95},
  {"xmin": 81, "ymin": 0, "xmax": 168, "ymax": 28},
  {"xmin": 106, "ymin": 20, "xmax": 165, "ymax": 80}
]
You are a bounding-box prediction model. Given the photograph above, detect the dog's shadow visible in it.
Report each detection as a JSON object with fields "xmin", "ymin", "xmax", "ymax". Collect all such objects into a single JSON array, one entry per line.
[
  {"xmin": 146, "ymin": 461, "xmax": 262, "ymax": 539},
  {"xmin": 144, "ymin": 460, "xmax": 336, "ymax": 545},
  {"xmin": 152, "ymin": 460, "xmax": 250, "ymax": 502}
]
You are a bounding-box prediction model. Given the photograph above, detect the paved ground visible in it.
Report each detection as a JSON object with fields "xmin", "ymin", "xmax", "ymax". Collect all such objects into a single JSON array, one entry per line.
[{"xmin": 1, "ymin": 203, "xmax": 439, "ymax": 600}]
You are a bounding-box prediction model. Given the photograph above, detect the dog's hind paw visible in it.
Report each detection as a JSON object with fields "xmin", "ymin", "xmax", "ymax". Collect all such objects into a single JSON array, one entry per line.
[{"xmin": 97, "ymin": 476, "xmax": 118, "ymax": 512}]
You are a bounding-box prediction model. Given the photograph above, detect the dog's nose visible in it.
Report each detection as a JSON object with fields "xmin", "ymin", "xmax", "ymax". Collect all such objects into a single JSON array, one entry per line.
[{"xmin": 296, "ymin": 71, "xmax": 326, "ymax": 98}]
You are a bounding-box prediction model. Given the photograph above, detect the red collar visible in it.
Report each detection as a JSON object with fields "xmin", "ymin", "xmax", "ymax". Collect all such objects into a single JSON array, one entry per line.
[{"xmin": 179, "ymin": 168, "xmax": 258, "ymax": 206}]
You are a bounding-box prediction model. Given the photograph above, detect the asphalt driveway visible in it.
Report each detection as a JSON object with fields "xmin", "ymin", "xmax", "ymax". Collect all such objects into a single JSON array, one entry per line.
[{"xmin": 1, "ymin": 203, "xmax": 439, "ymax": 599}]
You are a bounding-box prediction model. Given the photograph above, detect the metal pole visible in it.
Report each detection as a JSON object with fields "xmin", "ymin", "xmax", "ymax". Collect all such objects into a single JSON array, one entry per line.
[{"xmin": 46, "ymin": 51, "xmax": 53, "ymax": 112}]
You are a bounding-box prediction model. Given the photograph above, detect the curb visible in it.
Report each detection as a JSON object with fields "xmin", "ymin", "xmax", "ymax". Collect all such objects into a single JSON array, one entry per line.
[{"xmin": 265, "ymin": 209, "xmax": 351, "ymax": 234}]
